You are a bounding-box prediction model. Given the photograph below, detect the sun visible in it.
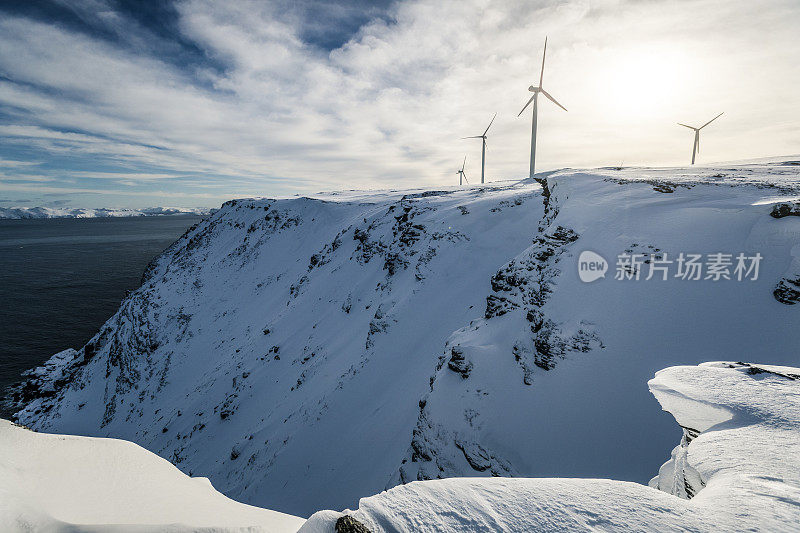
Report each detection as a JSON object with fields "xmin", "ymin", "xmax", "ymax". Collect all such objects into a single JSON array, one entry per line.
[{"xmin": 601, "ymin": 44, "xmax": 692, "ymax": 120}]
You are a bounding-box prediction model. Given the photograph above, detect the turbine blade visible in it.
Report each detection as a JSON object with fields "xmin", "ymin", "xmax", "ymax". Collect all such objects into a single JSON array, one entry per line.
[
  {"xmin": 461, "ymin": 156, "xmax": 466, "ymax": 172},
  {"xmin": 539, "ymin": 36, "xmax": 547, "ymax": 88},
  {"xmin": 696, "ymin": 132, "xmax": 700, "ymax": 154},
  {"xmin": 677, "ymin": 123, "xmax": 696, "ymax": 130},
  {"xmin": 462, "ymin": 136, "xmax": 483, "ymax": 139},
  {"xmin": 483, "ymin": 112, "xmax": 497, "ymax": 136},
  {"xmin": 541, "ymin": 89, "xmax": 567, "ymax": 112},
  {"xmin": 463, "ymin": 172, "xmax": 469, "ymax": 184},
  {"xmin": 518, "ymin": 95, "xmax": 536, "ymax": 117},
  {"xmin": 699, "ymin": 112, "xmax": 724, "ymax": 129}
]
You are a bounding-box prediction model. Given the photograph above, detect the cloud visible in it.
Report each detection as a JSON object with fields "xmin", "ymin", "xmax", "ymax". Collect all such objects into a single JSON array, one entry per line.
[{"xmin": 0, "ymin": 0, "xmax": 798, "ymax": 208}]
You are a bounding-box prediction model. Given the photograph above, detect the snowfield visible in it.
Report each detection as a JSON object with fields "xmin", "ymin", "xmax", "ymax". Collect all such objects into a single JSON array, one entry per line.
[
  {"xmin": 3, "ymin": 361, "xmax": 799, "ymax": 531},
  {"xmin": 0, "ymin": 419, "xmax": 304, "ymax": 532},
  {"xmin": 3, "ymin": 161, "xmax": 800, "ymax": 521},
  {"xmin": 0, "ymin": 206, "xmax": 214, "ymax": 219}
]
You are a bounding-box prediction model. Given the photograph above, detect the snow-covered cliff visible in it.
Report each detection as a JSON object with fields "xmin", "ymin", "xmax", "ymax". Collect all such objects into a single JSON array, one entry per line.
[
  {"xmin": 4, "ymin": 361, "xmax": 798, "ymax": 531},
  {"xmin": 301, "ymin": 362, "xmax": 800, "ymax": 532},
  {"xmin": 4, "ymin": 161, "xmax": 800, "ymax": 517}
]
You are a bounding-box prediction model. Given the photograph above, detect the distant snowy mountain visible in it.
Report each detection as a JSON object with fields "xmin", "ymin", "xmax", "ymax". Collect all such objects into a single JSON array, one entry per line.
[
  {"xmin": 4, "ymin": 161, "xmax": 800, "ymax": 518},
  {"xmin": 4, "ymin": 361, "xmax": 799, "ymax": 531},
  {"xmin": 0, "ymin": 206, "xmax": 215, "ymax": 219}
]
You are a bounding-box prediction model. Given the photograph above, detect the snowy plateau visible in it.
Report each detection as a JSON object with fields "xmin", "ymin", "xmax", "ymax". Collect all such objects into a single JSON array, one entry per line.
[{"xmin": 3, "ymin": 160, "xmax": 800, "ymax": 531}]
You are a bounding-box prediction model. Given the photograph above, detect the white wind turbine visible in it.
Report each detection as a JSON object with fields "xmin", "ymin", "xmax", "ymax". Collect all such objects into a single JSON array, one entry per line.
[
  {"xmin": 678, "ymin": 112, "xmax": 724, "ymax": 165},
  {"xmin": 518, "ymin": 37, "xmax": 567, "ymax": 178},
  {"xmin": 457, "ymin": 156, "xmax": 469, "ymax": 185},
  {"xmin": 463, "ymin": 113, "xmax": 496, "ymax": 184}
]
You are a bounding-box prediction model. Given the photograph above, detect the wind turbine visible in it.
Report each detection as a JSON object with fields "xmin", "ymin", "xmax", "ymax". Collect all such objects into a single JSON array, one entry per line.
[
  {"xmin": 678, "ymin": 112, "xmax": 724, "ymax": 165},
  {"xmin": 457, "ymin": 156, "xmax": 469, "ymax": 185},
  {"xmin": 518, "ymin": 37, "xmax": 567, "ymax": 178},
  {"xmin": 463, "ymin": 113, "xmax": 496, "ymax": 184}
]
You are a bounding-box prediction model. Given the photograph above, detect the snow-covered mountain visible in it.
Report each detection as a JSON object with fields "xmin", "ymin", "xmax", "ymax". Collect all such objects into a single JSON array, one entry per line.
[
  {"xmin": 0, "ymin": 206, "xmax": 215, "ymax": 219},
  {"xmin": 4, "ymin": 161, "xmax": 800, "ymax": 519},
  {"xmin": 4, "ymin": 361, "xmax": 799, "ymax": 531}
]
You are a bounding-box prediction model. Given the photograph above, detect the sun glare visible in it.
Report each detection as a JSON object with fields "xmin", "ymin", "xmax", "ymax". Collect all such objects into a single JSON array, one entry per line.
[{"xmin": 600, "ymin": 45, "xmax": 690, "ymax": 120}]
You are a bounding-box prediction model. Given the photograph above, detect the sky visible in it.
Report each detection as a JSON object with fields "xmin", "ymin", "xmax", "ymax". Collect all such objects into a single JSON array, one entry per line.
[{"xmin": 0, "ymin": 0, "xmax": 798, "ymax": 209}]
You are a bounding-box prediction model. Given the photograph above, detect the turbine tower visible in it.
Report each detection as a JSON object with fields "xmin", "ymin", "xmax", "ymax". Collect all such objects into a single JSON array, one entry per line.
[
  {"xmin": 678, "ymin": 112, "xmax": 724, "ymax": 165},
  {"xmin": 518, "ymin": 37, "xmax": 567, "ymax": 178},
  {"xmin": 457, "ymin": 156, "xmax": 469, "ymax": 185},
  {"xmin": 463, "ymin": 113, "xmax": 496, "ymax": 184}
]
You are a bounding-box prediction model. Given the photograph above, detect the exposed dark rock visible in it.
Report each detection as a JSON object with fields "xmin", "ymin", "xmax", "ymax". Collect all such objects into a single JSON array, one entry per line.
[
  {"xmin": 484, "ymin": 294, "xmax": 517, "ymax": 318},
  {"xmin": 289, "ymin": 276, "xmax": 309, "ymax": 298},
  {"xmin": 447, "ymin": 347, "xmax": 473, "ymax": 379},
  {"xmin": 729, "ymin": 361, "xmax": 800, "ymax": 380},
  {"xmin": 335, "ymin": 515, "xmax": 372, "ymax": 533},
  {"xmin": 353, "ymin": 227, "xmax": 369, "ymax": 243},
  {"xmin": 605, "ymin": 177, "xmax": 694, "ymax": 194},
  {"xmin": 454, "ymin": 439, "xmax": 492, "ymax": 471},
  {"xmin": 774, "ymin": 277, "xmax": 800, "ymax": 305},
  {"xmin": 770, "ymin": 202, "xmax": 800, "ymax": 218}
]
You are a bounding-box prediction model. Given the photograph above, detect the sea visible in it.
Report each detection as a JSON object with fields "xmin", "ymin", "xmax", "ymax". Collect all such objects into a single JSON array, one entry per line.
[{"xmin": 0, "ymin": 215, "xmax": 203, "ymax": 407}]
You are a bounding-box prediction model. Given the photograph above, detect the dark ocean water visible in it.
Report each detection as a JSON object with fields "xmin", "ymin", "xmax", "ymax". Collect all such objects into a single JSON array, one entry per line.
[{"xmin": 0, "ymin": 216, "xmax": 203, "ymax": 402}]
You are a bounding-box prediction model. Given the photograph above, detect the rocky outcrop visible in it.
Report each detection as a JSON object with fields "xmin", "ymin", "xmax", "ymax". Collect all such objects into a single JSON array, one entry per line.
[
  {"xmin": 774, "ymin": 277, "xmax": 800, "ymax": 305},
  {"xmin": 770, "ymin": 201, "xmax": 800, "ymax": 218},
  {"xmin": 335, "ymin": 515, "xmax": 372, "ymax": 533}
]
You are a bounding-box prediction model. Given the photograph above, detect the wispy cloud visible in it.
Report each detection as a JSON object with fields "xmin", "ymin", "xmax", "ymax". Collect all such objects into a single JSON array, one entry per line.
[{"xmin": 0, "ymin": 0, "xmax": 798, "ymax": 208}]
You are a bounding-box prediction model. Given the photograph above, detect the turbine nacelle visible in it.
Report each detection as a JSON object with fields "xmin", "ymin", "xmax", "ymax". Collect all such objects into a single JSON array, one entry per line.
[{"xmin": 519, "ymin": 38, "xmax": 567, "ymax": 117}]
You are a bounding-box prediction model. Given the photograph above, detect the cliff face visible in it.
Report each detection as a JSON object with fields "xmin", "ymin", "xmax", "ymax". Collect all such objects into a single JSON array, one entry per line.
[{"xmin": 5, "ymin": 162, "xmax": 800, "ymax": 516}]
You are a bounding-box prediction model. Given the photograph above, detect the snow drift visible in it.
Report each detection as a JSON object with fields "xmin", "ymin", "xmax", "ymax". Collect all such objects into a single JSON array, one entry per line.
[
  {"xmin": 0, "ymin": 419, "xmax": 303, "ymax": 532},
  {"xmin": 4, "ymin": 161, "xmax": 800, "ymax": 517}
]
